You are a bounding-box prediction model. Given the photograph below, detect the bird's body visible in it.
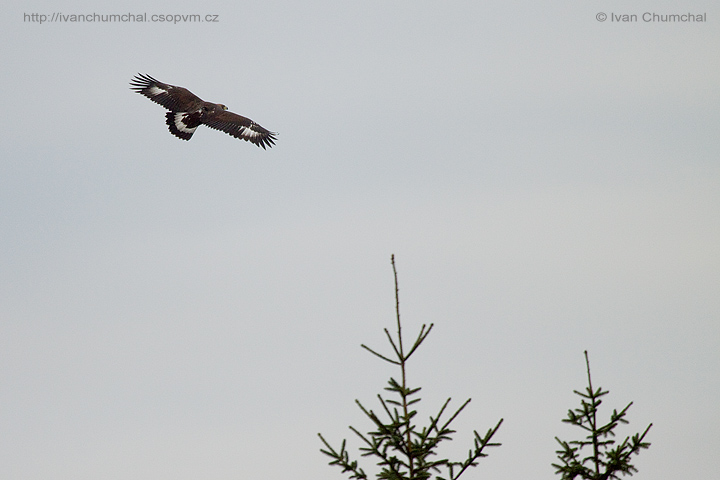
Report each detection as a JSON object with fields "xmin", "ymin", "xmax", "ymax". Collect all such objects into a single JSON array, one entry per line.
[{"xmin": 130, "ymin": 74, "xmax": 277, "ymax": 149}]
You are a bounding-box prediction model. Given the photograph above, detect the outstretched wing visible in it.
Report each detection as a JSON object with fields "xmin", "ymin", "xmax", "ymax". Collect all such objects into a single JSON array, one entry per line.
[
  {"xmin": 130, "ymin": 74, "xmax": 203, "ymax": 112},
  {"xmin": 202, "ymin": 110, "xmax": 278, "ymax": 149}
]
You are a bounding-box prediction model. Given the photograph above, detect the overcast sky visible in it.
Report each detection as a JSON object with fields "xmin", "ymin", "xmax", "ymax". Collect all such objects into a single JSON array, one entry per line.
[{"xmin": 1, "ymin": 1, "xmax": 719, "ymax": 479}]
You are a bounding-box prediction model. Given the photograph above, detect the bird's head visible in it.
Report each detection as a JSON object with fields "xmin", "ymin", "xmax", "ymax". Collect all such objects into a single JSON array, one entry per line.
[{"xmin": 218, "ymin": 104, "xmax": 228, "ymax": 111}]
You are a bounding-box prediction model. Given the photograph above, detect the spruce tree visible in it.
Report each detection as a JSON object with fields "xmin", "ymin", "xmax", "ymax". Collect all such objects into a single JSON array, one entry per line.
[
  {"xmin": 319, "ymin": 255, "xmax": 503, "ymax": 480},
  {"xmin": 553, "ymin": 351, "xmax": 652, "ymax": 480}
]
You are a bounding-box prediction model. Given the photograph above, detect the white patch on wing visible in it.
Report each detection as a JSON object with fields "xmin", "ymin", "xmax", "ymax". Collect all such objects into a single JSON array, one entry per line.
[
  {"xmin": 148, "ymin": 85, "xmax": 167, "ymax": 96},
  {"xmin": 242, "ymin": 126, "xmax": 261, "ymax": 138},
  {"xmin": 174, "ymin": 113, "xmax": 198, "ymax": 133}
]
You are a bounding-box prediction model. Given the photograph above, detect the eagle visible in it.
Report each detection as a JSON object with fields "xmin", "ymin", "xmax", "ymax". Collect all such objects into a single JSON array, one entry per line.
[{"xmin": 130, "ymin": 74, "xmax": 277, "ymax": 149}]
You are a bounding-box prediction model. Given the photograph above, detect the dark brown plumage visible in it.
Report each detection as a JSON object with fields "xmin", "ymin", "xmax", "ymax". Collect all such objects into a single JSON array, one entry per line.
[{"xmin": 130, "ymin": 74, "xmax": 277, "ymax": 149}]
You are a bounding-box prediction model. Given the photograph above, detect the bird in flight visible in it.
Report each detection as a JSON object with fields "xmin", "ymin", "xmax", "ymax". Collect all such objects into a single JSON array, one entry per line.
[{"xmin": 130, "ymin": 74, "xmax": 277, "ymax": 149}]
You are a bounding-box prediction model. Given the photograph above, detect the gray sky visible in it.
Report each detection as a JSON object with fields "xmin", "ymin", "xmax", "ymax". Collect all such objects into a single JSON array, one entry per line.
[{"xmin": 1, "ymin": 1, "xmax": 719, "ymax": 479}]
